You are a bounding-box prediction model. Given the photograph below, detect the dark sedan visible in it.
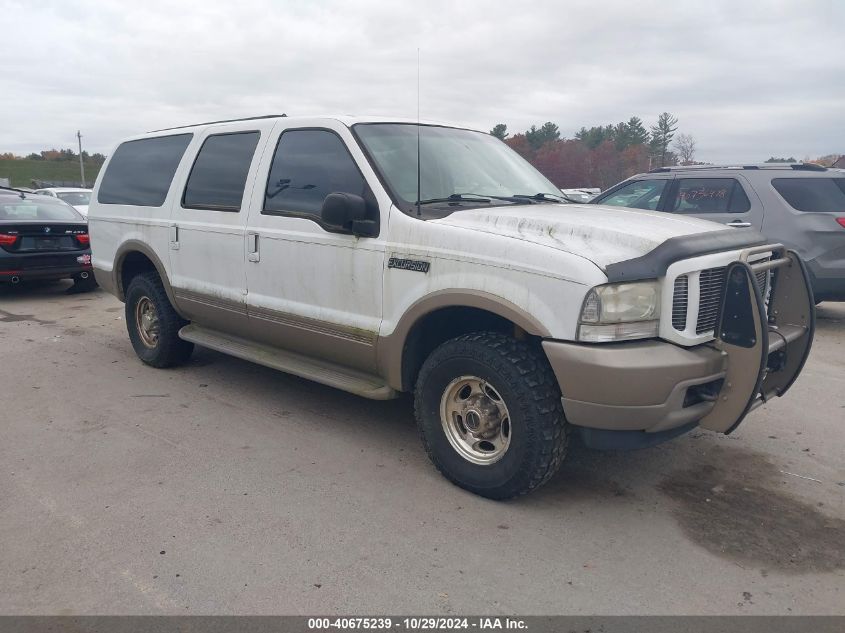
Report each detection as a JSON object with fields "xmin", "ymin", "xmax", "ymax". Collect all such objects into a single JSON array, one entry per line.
[{"xmin": 0, "ymin": 188, "xmax": 94, "ymax": 287}]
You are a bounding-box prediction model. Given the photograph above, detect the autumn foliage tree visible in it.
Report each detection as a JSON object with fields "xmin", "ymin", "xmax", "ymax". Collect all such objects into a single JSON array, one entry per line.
[
  {"xmin": 0, "ymin": 148, "xmax": 107, "ymax": 165},
  {"xmin": 495, "ymin": 112, "xmax": 682, "ymax": 190},
  {"xmin": 532, "ymin": 139, "xmax": 591, "ymax": 188},
  {"xmin": 504, "ymin": 134, "xmax": 534, "ymax": 161}
]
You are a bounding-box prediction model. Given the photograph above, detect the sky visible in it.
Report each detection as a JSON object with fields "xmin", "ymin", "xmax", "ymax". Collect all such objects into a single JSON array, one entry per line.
[{"xmin": 1, "ymin": 0, "xmax": 843, "ymax": 163}]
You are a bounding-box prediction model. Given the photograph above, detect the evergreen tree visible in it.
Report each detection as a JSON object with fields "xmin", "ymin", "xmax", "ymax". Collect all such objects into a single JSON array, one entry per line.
[
  {"xmin": 490, "ymin": 124, "xmax": 508, "ymax": 140},
  {"xmin": 649, "ymin": 112, "xmax": 679, "ymax": 168},
  {"xmin": 525, "ymin": 122, "xmax": 560, "ymax": 150},
  {"xmin": 626, "ymin": 116, "xmax": 649, "ymax": 146}
]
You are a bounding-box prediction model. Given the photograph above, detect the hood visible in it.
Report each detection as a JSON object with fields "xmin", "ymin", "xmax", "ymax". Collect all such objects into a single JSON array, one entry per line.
[{"xmin": 431, "ymin": 203, "xmax": 729, "ymax": 270}]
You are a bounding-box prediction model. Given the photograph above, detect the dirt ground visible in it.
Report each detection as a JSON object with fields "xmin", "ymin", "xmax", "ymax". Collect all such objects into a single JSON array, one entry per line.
[{"xmin": 1, "ymin": 280, "xmax": 843, "ymax": 615}]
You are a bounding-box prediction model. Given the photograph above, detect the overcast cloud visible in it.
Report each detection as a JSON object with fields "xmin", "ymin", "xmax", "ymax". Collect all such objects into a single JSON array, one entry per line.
[{"xmin": 1, "ymin": 0, "xmax": 842, "ymax": 163}]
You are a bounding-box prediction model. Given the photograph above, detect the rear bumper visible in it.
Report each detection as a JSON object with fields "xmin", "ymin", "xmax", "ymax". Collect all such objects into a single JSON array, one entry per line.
[
  {"xmin": 806, "ymin": 259, "xmax": 845, "ymax": 302},
  {"xmin": 0, "ymin": 250, "xmax": 92, "ymax": 281},
  {"xmin": 93, "ymin": 265, "xmax": 118, "ymax": 296},
  {"xmin": 543, "ymin": 246, "xmax": 815, "ymax": 443}
]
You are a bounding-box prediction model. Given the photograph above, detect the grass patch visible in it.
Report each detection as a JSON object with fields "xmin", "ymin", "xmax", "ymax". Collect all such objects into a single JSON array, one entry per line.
[{"xmin": 0, "ymin": 159, "xmax": 101, "ymax": 188}]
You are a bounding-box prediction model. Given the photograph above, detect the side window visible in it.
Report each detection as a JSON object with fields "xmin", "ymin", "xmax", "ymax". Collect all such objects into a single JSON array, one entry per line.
[
  {"xmin": 98, "ymin": 134, "xmax": 193, "ymax": 206},
  {"xmin": 597, "ymin": 179, "xmax": 666, "ymax": 210},
  {"xmin": 182, "ymin": 131, "xmax": 260, "ymax": 212},
  {"xmin": 263, "ymin": 129, "xmax": 367, "ymax": 221},
  {"xmin": 669, "ymin": 178, "xmax": 750, "ymax": 214},
  {"xmin": 771, "ymin": 178, "xmax": 845, "ymax": 212}
]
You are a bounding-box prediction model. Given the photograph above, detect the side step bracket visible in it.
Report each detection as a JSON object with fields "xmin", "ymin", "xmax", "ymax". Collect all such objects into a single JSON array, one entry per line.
[{"xmin": 179, "ymin": 324, "xmax": 397, "ymax": 400}]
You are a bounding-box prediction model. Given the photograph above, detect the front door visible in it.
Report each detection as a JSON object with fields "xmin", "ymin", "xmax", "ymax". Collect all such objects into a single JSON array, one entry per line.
[{"xmin": 243, "ymin": 121, "xmax": 387, "ymax": 372}]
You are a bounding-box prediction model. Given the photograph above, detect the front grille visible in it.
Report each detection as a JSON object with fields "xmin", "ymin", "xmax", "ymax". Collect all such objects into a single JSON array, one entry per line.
[
  {"xmin": 755, "ymin": 269, "xmax": 769, "ymax": 295},
  {"xmin": 672, "ymin": 275, "xmax": 689, "ymax": 330},
  {"xmin": 696, "ymin": 267, "xmax": 727, "ymax": 334},
  {"xmin": 671, "ymin": 260, "xmax": 771, "ymax": 336}
]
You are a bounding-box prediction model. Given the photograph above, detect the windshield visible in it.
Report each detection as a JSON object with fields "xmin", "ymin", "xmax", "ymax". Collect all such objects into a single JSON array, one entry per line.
[
  {"xmin": 56, "ymin": 191, "xmax": 91, "ymax": 206},
  {"xmin": 0, "ymin": 196, "xmax": 84, "ymax": 222},
  {"xmin": 354, "ymin": 124, "xmax": 561, "ymax": 214}
]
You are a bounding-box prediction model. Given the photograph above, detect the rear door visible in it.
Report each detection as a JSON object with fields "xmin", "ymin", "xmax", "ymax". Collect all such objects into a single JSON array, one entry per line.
[
  {"xmin": 661, "ymin": 176, "xmax": 764, "ymax": 229},
  {"xmin": 767, "ymin": 175, "xmax": 845, "ymax": 296},
  {"xmin": 167, "ymin": 123, "xmax": 273, "ymax": 335}
]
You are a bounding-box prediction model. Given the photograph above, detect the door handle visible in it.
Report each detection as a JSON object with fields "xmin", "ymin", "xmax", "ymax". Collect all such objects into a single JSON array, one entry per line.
[
  {"xmin": 247, "ymin": 233, "xmax": 260, "ymax": 262},
  {"xmin": 727, "ymin": 220, "xmax": 752, "ymax": 228},
  {"xmin": 169, "ymin": 224, "xmax": 179, "ymax": 250}
]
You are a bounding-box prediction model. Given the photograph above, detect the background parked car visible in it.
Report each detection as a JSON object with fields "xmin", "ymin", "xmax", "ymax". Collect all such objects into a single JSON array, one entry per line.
[
  {"xmin": 560, "ymin": 188, "xmax": 598, "ymax": 203},
  {"xmin": 0, "ymin": 187, "xmax": 95, "ymax": 289},
  {"xmin": 590, "ymin": 164, "xmax": 845, "ymax": 302},
  {"xmin": 32, "ymin": 187, "xmax": 92, "ymax": 216}
]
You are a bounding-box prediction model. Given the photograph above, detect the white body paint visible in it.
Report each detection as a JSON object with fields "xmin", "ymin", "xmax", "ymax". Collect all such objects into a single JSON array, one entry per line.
[{"xmin": 89, "ymin": 116, "xmax": 739, "ymax": 349}]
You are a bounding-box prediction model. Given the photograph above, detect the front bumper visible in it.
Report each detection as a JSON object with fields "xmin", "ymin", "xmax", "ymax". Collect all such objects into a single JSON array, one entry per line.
[
  {"xmin": 543, "ymin": 339, "xmax": 726, "ymax": 433},
  {"xmin": 543, "ymin": 246, "xmax": 815, "ymax": 440}
]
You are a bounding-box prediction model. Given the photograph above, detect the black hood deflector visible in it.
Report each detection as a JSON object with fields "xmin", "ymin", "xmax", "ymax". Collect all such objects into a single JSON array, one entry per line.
[{"xmin": 604, "ymin": 228, "xmax": 768, "ymax": 282}]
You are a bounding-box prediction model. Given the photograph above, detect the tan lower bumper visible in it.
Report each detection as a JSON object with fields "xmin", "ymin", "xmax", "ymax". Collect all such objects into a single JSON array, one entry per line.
[
  {"xmin": 542, "ymin": 339, "xmax": 727, "ymax": 433},
  {"xmin": 93, "ymin": 265, "xmax": 119, "ymax": 298}
]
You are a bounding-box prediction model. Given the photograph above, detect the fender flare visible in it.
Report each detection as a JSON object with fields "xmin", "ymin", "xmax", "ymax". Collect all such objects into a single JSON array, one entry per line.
[
  {"xmin": 113, "ymin": 240, "xmax": 181, "ymax": 311},
  {"xmin": 377, "ymin": 289, "xmax": 553, "ymax": 391}
]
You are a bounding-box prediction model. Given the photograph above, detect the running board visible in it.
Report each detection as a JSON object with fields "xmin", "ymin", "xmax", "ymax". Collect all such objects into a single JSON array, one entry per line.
[{"xmin": 178, "ymin": 324, "xmax": 397, "ymax": 400}]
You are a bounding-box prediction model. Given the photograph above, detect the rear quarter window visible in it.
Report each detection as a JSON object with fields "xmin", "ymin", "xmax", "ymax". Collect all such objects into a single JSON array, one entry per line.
[
  {"xmin": 771, "ymin": 178, "xmax": 845, "ymax": 212},
  {"xmin": 98, "ymin": 134, "xmax": 193, "ymax": 206}
]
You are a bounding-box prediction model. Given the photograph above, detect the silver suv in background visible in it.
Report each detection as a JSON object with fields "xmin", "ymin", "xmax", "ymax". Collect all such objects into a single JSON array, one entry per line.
[{"xmin": 590, "ymin": 164, "xmax": 845, "ymax": 302}]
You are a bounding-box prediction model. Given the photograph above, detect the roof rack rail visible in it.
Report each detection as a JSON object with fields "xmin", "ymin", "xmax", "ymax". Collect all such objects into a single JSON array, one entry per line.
[
  {"xmin": 790, "ymin": 162, "xmax": 827, "ymax": 171},
  {"xmin": 648, "ymin": 163, "xmax": 827, "ymax": 173},
  {"xmin": 148, "ymin": 113, "xmax": 287, "ymax": 133}
]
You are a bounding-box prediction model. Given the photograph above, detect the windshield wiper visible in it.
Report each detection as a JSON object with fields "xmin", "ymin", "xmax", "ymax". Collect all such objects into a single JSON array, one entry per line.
[
  {"xmin": 416, "ymin": 193, "xmax": 535, "ymax": 206},
  {"xmin": 513, "ymin": 192, "xmax": 574, "ymax": 203}
]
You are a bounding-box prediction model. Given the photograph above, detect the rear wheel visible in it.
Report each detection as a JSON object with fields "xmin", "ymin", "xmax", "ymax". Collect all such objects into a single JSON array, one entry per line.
[
  {"xmin": 125, "ymin": 272, "xmax": 193, "ymax": 368},
  {"xmin": 414, "ymin": 332, "xmax": 568, "ymax": 499}
]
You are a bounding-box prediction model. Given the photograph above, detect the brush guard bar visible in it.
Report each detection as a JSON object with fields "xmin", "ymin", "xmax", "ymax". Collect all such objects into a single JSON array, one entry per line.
[{"xmin": 698, "ymin": 244, "xmax": 815, "ymax": 434}]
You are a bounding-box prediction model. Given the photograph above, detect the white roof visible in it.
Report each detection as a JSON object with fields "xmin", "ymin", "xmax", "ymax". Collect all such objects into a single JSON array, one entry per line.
[{"xmin": 148, "ymin": 114, "xmax": 478, "ymax": 134}]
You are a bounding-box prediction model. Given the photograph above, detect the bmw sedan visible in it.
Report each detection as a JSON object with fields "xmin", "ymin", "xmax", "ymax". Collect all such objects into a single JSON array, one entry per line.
[{"xmin": 0, "ymin": 188, "xmax": 94, "ymax": 287}]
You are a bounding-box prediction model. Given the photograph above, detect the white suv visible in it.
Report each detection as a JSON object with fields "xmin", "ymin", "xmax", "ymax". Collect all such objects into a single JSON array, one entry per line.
[{"xmin": 88, "ymin": 115, "xmax": 814, "ymax": 498}]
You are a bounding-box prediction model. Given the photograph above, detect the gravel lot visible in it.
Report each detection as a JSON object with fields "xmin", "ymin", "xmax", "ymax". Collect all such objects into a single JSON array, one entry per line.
[{"xmin": 1, "ymin": 281, "xmax": 843, "ymax": 615}]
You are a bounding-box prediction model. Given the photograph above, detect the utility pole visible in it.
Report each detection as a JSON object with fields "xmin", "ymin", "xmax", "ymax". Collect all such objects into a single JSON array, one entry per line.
[{"xmin": 77, "ymin": 130, "xmax": 85, "ymax": 187}]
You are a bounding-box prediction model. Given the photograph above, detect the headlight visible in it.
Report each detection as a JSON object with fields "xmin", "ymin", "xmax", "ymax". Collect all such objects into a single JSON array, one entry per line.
[{"xmin": 578, "ymin": 281, "xmax": 660, "ymax": 342}]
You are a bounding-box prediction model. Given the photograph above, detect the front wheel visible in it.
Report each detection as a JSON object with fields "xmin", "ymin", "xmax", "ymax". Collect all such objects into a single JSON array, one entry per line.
[
  {"xmin": 125, "ymin": 272, "xmax": 193, "ymax": 368},
  {"xmin": 414, "ymin": 332, "xmax": 568, "ymax": 499}
]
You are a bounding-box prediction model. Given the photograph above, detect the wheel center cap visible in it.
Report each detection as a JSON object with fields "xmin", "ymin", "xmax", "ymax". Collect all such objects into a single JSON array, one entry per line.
[{"xmin": 465, "ymin": 410, "xmax": 481, "ymax": 431}]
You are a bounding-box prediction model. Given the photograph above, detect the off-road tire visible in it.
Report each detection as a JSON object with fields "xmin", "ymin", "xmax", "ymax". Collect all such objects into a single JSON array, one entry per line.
[
  {"xmin": 125, "ymin": 272, "xmax": 193, "ymax": 368},
  {"xmin": 414, "ymin": 332, "xmax": 568, "ymax": 499}
]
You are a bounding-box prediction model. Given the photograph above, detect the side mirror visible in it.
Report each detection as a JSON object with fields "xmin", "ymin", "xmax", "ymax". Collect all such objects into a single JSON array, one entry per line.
[{"xmin": 320, "ymin": 192, "xmax": 377, "ymax": 237}]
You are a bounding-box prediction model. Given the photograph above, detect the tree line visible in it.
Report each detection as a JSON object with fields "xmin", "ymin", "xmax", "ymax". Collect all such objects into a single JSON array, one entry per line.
[
  {"xmin": 490, "ymin": 113, "xmax": 698, "ymax": 189},
  {"xmin": 0, "ymin": 148, "xmax": 107, "ymax": 165}
]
